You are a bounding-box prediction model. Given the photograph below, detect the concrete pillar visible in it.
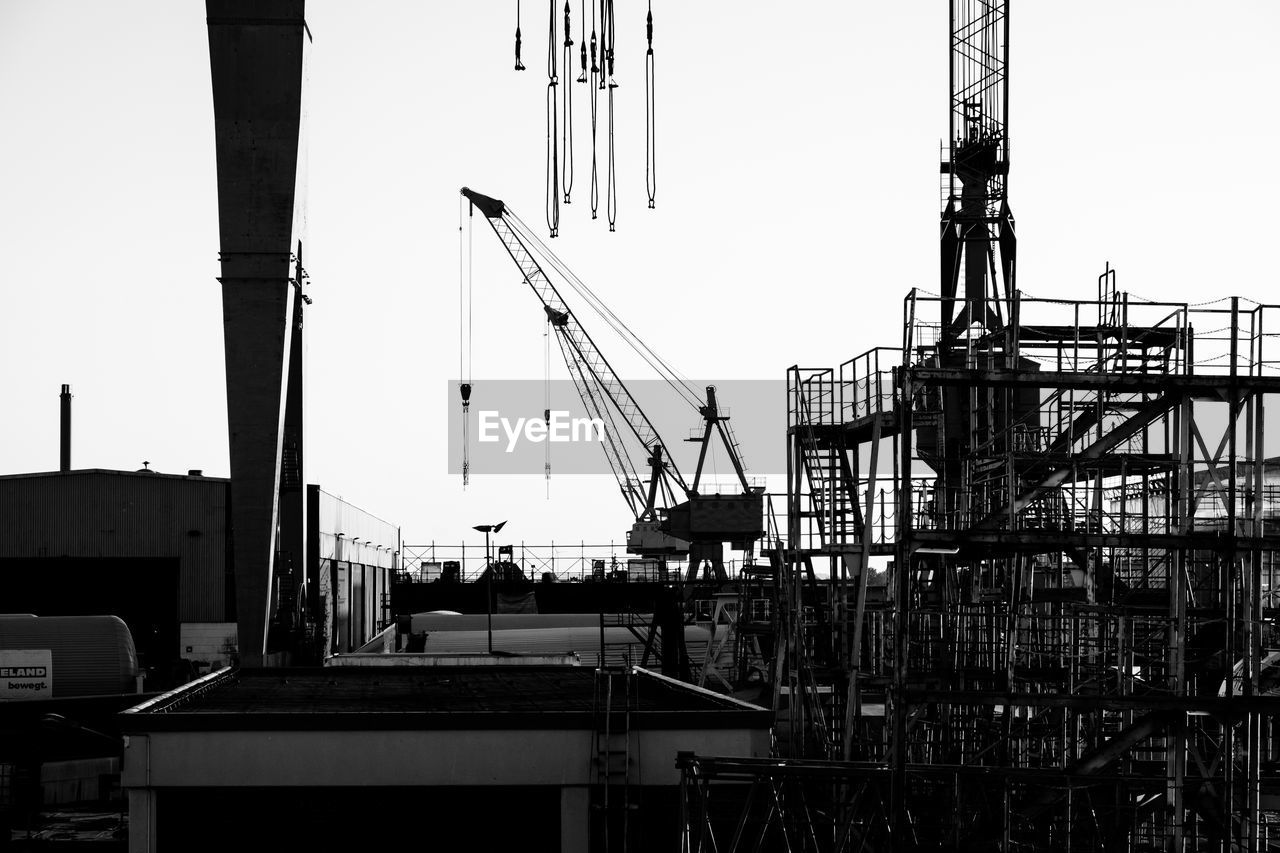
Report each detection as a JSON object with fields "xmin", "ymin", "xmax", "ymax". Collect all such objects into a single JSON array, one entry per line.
[
  {"xmin": 206, "ymin": 0, "xmax": 310, "ymax": 665},
  {"xmin": 127, "ymin": 789, "xmax": 156, "ymax": 853},
  {"xmin": 560, "ymin": 786, "xmax": 590, "ymax": 853}
]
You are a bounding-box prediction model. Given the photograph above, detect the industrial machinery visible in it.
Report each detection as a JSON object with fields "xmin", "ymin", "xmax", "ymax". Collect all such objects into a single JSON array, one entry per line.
[{"xmin": 460, "ymin": 187, "xmax": 763, "ymax": 581}]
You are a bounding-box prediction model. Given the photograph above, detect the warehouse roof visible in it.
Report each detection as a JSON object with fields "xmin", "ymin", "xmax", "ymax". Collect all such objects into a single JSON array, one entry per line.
[
  {"xmin": 0, "ymin": 468, "xmax": 225, "ymax": 482},
  {"xmin": 121, "ymin": 666, "xmax": 770, "ymax": 731}
]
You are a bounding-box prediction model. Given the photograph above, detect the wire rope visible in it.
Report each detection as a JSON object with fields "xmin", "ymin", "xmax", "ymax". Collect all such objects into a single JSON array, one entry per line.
[
  {"xmin": 459, "ymin": 197, "xmax": 475, "ymax": 486},
  {"xmin": 459, "ymin": 195, "xmax": 466, "ymax": 384},
  {"xmin": 505, "ymin": 206, "xmax": 703, "ymax": 411},
  {"xmin": 545, "ymin": 316, "xmax": 553, "ymax": 492}
]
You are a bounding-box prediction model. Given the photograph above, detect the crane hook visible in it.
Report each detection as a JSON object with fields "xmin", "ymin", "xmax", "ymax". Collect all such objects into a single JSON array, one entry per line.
[{"xmin": 514, "ymin": 0, "xmax": 527, "ymax": 71}]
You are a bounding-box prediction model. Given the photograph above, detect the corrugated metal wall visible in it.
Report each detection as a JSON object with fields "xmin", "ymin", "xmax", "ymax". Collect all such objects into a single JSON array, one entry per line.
[
  {"xmin": 0, "ymin": 471, "xmax": 229, "ymax": 622},
  {"xmin": 311, "ymin": 487, "xmax": 399, "ymax": 570}
]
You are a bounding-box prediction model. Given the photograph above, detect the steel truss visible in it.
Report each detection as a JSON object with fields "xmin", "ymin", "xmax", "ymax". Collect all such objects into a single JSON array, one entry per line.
[
  {"xmin": 738, "ymin": 287, "xmax": 1280, "ymax": 852},
  {"xmin": 727, "ymin": 1, "xmax": 1280, "ymax": 848}
]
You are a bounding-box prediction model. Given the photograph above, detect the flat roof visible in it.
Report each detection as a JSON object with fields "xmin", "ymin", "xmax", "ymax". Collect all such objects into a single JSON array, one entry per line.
[
  {"xmin": 121, "ymin": 666, "xmax": 771, "ymax": 732},
  {"xmin": 0, "ymin": 468, "xmax": 226, "ymax": 482}
]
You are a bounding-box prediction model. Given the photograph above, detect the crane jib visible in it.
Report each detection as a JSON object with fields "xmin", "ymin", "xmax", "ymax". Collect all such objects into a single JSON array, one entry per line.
[{"xmin": 460, "ymin": 187, "xmax": 506, "ymax": 219}]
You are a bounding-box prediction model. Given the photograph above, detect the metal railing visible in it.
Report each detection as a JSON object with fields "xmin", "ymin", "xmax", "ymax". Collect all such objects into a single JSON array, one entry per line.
[
  {"xmin": 839, "ymin": 347, "xmax": 901, "ymax": 422},
  {"xmin": 397, "ymin": 541, "xmax": 763, "ymax": 584}
]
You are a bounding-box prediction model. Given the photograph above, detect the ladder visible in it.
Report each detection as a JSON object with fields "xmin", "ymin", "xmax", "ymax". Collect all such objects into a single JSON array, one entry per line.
[
  {"xmin": 792, "ymin": 371, "xmax": 862, "ymax": 550},
  {"xmin": 592, "ymin": 667, "xmax": 633, "ymax": 852}
]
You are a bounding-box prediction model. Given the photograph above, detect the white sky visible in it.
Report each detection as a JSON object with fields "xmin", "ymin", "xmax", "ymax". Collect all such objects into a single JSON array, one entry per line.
[{"xmin": 2, "ymin": 2, "xmax": 1277, "ymax": 550}]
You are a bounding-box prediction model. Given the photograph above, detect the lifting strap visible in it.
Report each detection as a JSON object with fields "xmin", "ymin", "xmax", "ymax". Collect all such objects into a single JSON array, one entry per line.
[
  {"xmin": 577, "ymin": 0, "xmax": 588, "ymax": 84},
  {"xmin": 604, "ymin": 0, "xmax": 617, "ymax": 231},
  {"xmin": 561, "ymin": 0, "xmax": 574, "ymax": 205},
  {"xmin": 644, "ymin": 1, "xmax": 656, "ymax": 209},
  {"xmin": 589, "ymin": 2, "xmax": 600, "ymax": 220},
  {"xmin": 545, "ymin": 0, "xmax": 560, "ymax": 237}
]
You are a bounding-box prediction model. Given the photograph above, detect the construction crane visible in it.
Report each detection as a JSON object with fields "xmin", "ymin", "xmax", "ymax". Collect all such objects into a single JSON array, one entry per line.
[{"xmin": 460, "ymin": 186, "xmax": 763, "ymax": 581}]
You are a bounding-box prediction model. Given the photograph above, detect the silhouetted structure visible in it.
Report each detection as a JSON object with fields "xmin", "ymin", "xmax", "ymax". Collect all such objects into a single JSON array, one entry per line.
[{"xmin": 681, "ymin": 2, "xmax": 1280, "ymax": 849}]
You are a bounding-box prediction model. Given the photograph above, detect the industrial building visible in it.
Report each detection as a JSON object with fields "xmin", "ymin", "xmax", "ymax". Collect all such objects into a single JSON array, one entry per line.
[
  {"xmin": 119, "ymin": 664, "xmax": 769, "ymax": 852},
  {"xmin": 0, "ymin": 467, "xmax": 400, "ymax": 676}
]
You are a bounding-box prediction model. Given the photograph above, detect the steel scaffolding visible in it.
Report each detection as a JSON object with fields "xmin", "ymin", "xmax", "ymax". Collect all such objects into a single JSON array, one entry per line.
[
  {"xmin": 679, "ymin": 1, "xmax": 1279, "ymax": 847},
  {"xmin": 682, "ymin": 289, "xmax": 1280, "ymax": 852}
]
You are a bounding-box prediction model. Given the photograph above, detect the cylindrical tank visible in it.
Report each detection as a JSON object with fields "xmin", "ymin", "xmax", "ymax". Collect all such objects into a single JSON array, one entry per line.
[{"xmin": 0, "ymin": 615, "xmax": 139, "ymax": 698}]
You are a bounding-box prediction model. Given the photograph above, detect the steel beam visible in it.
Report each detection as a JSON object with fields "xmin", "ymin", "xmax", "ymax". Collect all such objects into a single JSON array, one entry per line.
[
  {"xmin": 903, "ymin": 689, "xmax": 1280, "ymax": 714},
  {"xmin": 911, "ymin": 528, "xmax": 1280, "ymax": 552},
  {"xmin": 909, "ymin": 366, "xmax": 1280, "ymax": 396}
]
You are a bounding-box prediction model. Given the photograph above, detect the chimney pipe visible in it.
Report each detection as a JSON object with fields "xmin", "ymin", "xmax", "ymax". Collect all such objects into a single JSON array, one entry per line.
[{"xmin": 59, "ymin": 384, "xmax": 71, "ymax": 472}]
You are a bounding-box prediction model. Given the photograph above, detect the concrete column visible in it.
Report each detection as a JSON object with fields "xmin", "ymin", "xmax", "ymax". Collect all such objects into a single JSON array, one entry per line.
[
  {"xmin": 560, "ymin": 786, "xmax": 590, "ymax": 853},
  {"xmin": 127, "ymin": 789, "xmax": 156, "ymax": 853},
  {"xmin": 206, "ymin": 0, "xmax": 310, "ymax": 665}
]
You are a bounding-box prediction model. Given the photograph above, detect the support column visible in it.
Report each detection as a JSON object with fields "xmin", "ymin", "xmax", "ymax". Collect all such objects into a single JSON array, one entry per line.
[
  {"xmin": 561, "ymin": 786, "xmax": 590, "ymax": 853},
  {"xmin": 891, "ymin": 368, "xmax": 914, "ymax": 835},
  {"xmin": 127, "ymin": 789, "xmax": 156, "ymax": 853},
  {"xmin": 207, "ymin": 0, "xmax": 310, "ymax": 665}
]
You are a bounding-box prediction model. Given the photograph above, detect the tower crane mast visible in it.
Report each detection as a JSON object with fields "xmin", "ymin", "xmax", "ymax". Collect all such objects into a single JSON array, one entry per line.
[{"xmin": 940, "ymin": 0, "xmax": 1014, "ymax": 341}]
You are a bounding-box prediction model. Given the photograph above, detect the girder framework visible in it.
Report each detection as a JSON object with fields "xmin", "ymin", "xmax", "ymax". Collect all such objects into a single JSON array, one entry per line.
[
  {"xmin": 695, "ymin": 2, "xmax": 1280, "ymax": 848},
  {"xmin": 712, "ymin": 290, "xmax": 1280, "ymax": 852}
]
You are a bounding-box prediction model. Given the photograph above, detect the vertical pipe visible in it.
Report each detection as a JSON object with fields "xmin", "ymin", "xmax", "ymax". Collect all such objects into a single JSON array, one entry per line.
[
  {"xmin": 59, "ymin": 384, "xmax": 71, "ymax": 472},
  {"xmin": 891, "ymin": 367, "xmax": 914, "ymax": 837},
  {"xmin": 786, "ymin": 371, "xmax": 803, "ymax": 749}
]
